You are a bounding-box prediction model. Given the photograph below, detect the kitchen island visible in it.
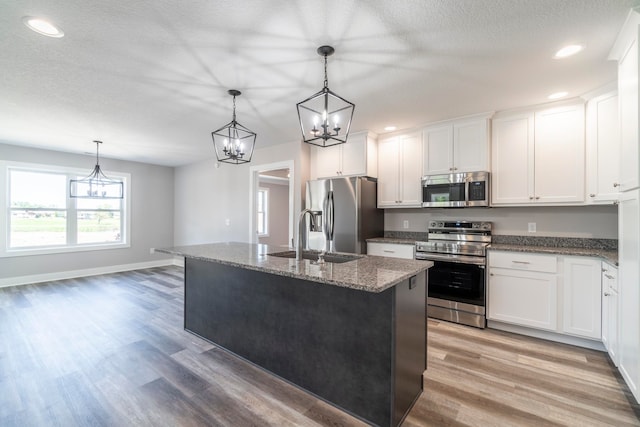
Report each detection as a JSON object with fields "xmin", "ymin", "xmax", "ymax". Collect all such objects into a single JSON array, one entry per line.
[{"xmin": 156, "ymin": 242, "xmax": 432, "ymax": 427}]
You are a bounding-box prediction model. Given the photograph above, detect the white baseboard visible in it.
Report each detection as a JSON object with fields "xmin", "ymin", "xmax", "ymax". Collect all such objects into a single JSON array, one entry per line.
[
  {"xmin": 487, "ymin": 320, "xmax": 606, "ymax": 352},
  {"xmin": 0, "ymin": 257, "xmax": 184, "ymax": 288}
]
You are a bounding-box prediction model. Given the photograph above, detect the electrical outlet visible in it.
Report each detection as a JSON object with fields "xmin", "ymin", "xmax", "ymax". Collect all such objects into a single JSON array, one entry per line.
[
  {"xmin": 403, "ymin": 220, "xmax": 409, "ymax": 229},
  {"xmin": 528, "ymin": 222, "xmax": 536, "ymax": 233},
  {"xmin": 149, "ymin": 247, "xmax": 155, "ymax": 254},
  {"xmin": 225, "ymin": 219, "xmax": 231, "ymax": 226}
]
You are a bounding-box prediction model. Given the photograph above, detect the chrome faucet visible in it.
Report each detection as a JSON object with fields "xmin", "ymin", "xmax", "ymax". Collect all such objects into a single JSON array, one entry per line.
[{"xmin": 297, "ymin": 209, "xmax": 317, "ymax": 261}]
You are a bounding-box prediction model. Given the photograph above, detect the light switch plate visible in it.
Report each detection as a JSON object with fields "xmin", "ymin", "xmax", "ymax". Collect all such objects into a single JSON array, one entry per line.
[
  {"xmin": 528, "ymin": 222, "xmax": 536, "ymax": 233},
  {"xmin": 403, "ymin": 220, "xmax": 409, "ymax": 229}
]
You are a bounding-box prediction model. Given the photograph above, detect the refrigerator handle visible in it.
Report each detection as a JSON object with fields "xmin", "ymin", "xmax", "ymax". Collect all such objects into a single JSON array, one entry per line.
[{"xmin": 324, "ymin": 191, "xmax": 335, "ymax": 248}]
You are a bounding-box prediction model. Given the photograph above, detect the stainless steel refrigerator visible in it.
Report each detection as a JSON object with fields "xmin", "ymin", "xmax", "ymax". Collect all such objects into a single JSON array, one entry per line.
[{"xmin": 304, "ymin": 176, "xmax": 384, "ymax": 254}]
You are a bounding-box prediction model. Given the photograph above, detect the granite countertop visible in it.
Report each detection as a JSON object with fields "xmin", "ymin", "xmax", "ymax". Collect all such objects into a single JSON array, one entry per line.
[
  {"xmin": 487, "ymin": 244, "xmax": 618, "ymax": 266},
  {"xmin": 155, "ymin": 242, "xmax": 432, "ymax": 293},
  {"xmin": 367, "ymin": 237, "xmax": 418, "ymax": 245},
  {"xmin": 367, "ymin": 235, "xmax": 619, "ymax": 266}
]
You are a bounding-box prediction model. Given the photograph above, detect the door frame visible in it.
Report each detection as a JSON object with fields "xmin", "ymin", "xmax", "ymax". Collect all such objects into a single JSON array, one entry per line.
[{"xmin": 248, "ymin": 160, "xmax": 295, "ymax": 246}]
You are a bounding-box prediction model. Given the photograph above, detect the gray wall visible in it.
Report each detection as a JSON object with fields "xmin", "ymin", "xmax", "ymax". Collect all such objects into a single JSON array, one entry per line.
[
  {"xmin": 384, "ymin": 205, "xmax": 618, "ymax": 238},
  {"xmin": 258, "ymin": 181, "xmax": 290, "ymax": 247},
  {"xmin": 174, "ymin": 140, "xmax": 308, "ymax": 246},
  {"xmin": 0, "ymin": 143, "xmax": 175, "ymax": 281}
]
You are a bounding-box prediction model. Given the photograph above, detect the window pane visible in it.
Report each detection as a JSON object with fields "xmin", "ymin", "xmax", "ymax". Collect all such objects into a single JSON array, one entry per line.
[
  {"xmin": 10, "ymin": 170, "xmax": 66, "ymax": 209},
  {"xmin": 10, "ymin": 209, "xmax": 67, "ymax": 247},
  {"xmin": 77, "ymin": 211, "xmax": 122, "ymax": 244},
  {"xmin": 76, "ymin": 198, "xmax": 121, "ymax": 210}
]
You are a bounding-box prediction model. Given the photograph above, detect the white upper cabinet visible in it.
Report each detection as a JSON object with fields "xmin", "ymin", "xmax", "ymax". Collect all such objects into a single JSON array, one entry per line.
[
  {"xmin": 310, "ymin": 131, "xmax": 377, "ymax": 179},
  {"xmin": 586, "ymin": 91, "xmax": 620, "ymax": 204},
  {"xmin": 377, "ymin": 132, "xmax": 422, "ymax": 208},
  {"xmin": 491, "ymin": 100, "xmax": 585, "ymax": 206},
  {"xmin": 610, "ymin": 11, "xmax": 640, "ymax": 192},
  {"xmin": 422, "ymin": 115, "xmax": 490, "ymax": 175}
]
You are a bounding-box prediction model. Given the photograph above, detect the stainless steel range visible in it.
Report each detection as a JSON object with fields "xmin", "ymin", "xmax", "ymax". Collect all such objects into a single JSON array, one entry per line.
[{"xmin": 415, "ymin": 220, "xmax": 492, "ymax": 328}]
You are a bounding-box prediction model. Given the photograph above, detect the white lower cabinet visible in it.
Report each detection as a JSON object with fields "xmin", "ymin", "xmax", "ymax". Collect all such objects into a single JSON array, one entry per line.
[
  {"xmin": 601, "ymin": 261, "xmax": 619, "ymax": 366},
  {"xmin": 366, "ymin": 242, "xmax": 414, "ymax": 259},
  {"xmin": 488, "ymin": 251, "xmax": 602, "ymax": 341},
  {"xmin": 488, "ymin": 252, "xmax": 558, "ymax": 331},
  {"xmin": 562, "ymin": 257, "xmax": 602, "ymax": 339}
]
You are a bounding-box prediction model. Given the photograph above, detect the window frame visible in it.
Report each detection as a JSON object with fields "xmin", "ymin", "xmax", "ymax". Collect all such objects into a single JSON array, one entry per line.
[
  {"xmin": 1, "ymin": 160, "xmax": 131, "ymax": 258},
  {"xmin": 256, "ymin": 187, "xmax": 269, "ymax": 237}
]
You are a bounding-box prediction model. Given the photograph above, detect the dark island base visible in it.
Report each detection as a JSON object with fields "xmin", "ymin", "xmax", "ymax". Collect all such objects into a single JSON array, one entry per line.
[{"xmin": 184, "ymin": 258, "xmax": 427, "ymax": 427}]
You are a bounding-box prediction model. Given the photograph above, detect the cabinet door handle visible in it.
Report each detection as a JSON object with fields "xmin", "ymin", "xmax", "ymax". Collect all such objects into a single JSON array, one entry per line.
[
  {"xmin": 613, "ymin": 183, "xmax": 620, "ymax": 188},
  {"xmin": 604, "ymin": 292, "xmax": 611, "ymax": 297},
  {"xmin": 589, "ymin": 194, "xmax": 595, "ymax": 198},
  {"xmin": 535, "ymin": 196, "xmax": 540, "ymax": 200},
  {"xmin": 604, "ymin": 274, "xmax": 615, "ymax": 280},
  {"xmin": 512, "ymin": 260, "xmax": 531, "ymax": 264},
  {"xmin": 489, "ymin": 273, "xmax": 494, "ymax": 276}
]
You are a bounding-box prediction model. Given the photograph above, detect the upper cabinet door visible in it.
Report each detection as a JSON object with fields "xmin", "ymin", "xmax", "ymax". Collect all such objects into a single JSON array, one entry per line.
[
  {"xmin": 454, "ymin": 119, "xmax": 489, "ymax": 173},
  {"xmin": 534, "ymin": 103, "xmax": 585, "ymax": 204},
  {"xmin": 399, "ymin": 133, "xmax": 423, "ymax": 206},
  {"xmin": 377, "ymin": 136, "xmax": 400, "ymax": 207},
  {"xmin": 311, "ymin": 144, "xmax": 342, "ymax": 179},
  {"xmin": 618, "ymin": 35, "xmax": 639, "ymax": 192},
  {"xmin": 586, "ymin": 91, "xmax": 620, "ymax": 203},
  {"xmin": 422, "ymin": 124, "xmax": 453, "ymax": 175},
  {"xmin": 340, "ymin": 132, "xmax": 368, "ymax": 177},
  {"xmin": 491, "ymin": 112, "xmax": 535, "ymax": 205}
]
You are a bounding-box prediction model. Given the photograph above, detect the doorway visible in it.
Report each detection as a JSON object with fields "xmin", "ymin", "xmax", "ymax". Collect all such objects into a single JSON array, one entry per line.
[{"xmin": 249, "ymin": 161, "xmax": 294, "ymax": 247}]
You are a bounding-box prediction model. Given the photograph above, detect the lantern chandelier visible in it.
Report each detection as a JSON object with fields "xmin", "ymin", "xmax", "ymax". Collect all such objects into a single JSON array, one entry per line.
[
  {"xmin": 69, "ymin": 140, "xmax": 123, "ymax": 199},
  {"xmin": 211, "ymin": 89, "xmax": 256, "ymax": 165},
  {"xmin": 297, "ymin": 45, "xmax": 355, "ymax": 148}
]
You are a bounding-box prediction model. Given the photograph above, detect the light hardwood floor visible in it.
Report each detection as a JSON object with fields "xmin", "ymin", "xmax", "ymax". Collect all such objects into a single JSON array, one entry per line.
[{"xmin": 0, "ymin": 266, "xmax": 638, "ymax": 426}]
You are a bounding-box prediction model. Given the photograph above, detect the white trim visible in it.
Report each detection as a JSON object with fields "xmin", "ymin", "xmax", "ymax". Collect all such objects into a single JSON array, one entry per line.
[
  {"xmin": 487, "ymin": 320, "xmax": 606, "ymax": 351},
  {"xmin": 249, "ymin": 160, "xmax": 294, "ymax": 246},
  {"xmin": 0, "ymin": 258, "xmax": 180, "ymax": 288}
]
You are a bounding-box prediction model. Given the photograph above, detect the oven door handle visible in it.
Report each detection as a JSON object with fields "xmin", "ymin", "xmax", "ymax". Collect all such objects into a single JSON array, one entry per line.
[{"xmin": 415, "ymin": 252, "xmax": 486, "ymax": 266}]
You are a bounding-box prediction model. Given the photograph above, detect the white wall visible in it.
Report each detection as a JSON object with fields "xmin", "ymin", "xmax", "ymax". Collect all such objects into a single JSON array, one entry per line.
[
  {"xmin": 0, "ymin": 143, "xmax": 175, "ymax": 282},
  {"xmin": 174, "ymin": 140, "xmax": 308, "ymax": 245},
  {"xmin": 258, "ymin": 181, "xmax": 290, "ymax": 247},
  {"xmin": 385, "ymin": 205, "xmax": 618, "ymax": 238}
]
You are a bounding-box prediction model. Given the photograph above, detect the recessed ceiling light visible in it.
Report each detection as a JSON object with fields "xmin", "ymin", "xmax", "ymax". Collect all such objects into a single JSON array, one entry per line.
[
  {"xmin": 384, "ymin": 126, "xmax": 397, "ymax": 132},
  {"xmin": 554, "ymin": 44, "xmax": 584, "ymax": 59},
  {"xmin": 548, "ymin": 91, "xmax": 569, "ymax": 100},
  {"xmin": 23, "ymin": 16, "xmax": 64, "ymax": 38}
]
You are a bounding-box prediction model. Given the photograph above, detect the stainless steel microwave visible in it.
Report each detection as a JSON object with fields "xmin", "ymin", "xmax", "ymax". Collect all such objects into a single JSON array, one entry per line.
[{"xmin": 421, "ymin": 171, "xmax": 490, "ymax": 208}]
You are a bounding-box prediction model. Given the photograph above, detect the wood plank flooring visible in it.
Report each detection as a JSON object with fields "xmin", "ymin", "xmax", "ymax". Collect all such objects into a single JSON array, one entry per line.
[{"xmin": 1, "ymin": 266, "xmax": 638, "ymax": 426}]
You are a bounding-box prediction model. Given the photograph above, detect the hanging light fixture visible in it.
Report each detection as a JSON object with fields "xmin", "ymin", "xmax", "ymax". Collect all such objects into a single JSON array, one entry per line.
[
  {"xmin": 297, "ymin": 45, "xmax": 355, "ymax": 148},
  {"xmin": 212, "ymin": 89, "xmax": 256, "ymax": 164},
  {"xmin": 70, "ymin": 141, "xmax": 123, "ymax": 199}
]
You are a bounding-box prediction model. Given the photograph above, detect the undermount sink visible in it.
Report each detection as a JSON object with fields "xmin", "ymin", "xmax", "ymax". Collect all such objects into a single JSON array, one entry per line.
[{"xmin": 267, "ymin": 250, "xmax": 362, "ymax": 264}]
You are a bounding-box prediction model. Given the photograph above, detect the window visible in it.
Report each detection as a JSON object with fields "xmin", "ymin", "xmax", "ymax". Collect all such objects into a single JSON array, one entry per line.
[
  {"xmin": 2, "ymin": 162, "xmax": 129, "ymax": 257},
  {"xmin": 257, "ymin": 187, "xmax": 269, "ymax": 237}
]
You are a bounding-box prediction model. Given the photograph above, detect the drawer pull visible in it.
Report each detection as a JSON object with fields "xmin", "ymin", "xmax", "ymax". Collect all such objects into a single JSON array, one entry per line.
[
  {"xmin": 604, "ymin": 274, "xmax": 615, "ymax": 280},
  {"xmin": 383, "ymin": 250, "xmax": 395, "ymax": 253},
  {"xmin": 512, "ymin": 260, "xmax": 531, "ymax": 264}
]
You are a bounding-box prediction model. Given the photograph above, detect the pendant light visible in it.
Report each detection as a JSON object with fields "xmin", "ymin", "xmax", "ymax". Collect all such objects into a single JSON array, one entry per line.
[
  {"xmin": 297, "ymin": 45, "xmax": 355, "ymax": 147},
  {"xmin": 70, "ymin": 141, "xmax": 123, "ymax": 199},
  {"xmin": 212, "ymin": 89, "xmax": 256, "ymax": 164}
]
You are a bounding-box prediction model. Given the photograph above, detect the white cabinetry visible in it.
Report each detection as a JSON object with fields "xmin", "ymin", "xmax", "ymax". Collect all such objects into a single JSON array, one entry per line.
[
  {"xmin": 377, "ymin": 132, "xmax": 422, "ymax": 208},
  {"xmin": 422, "ymin": 114, "xmax": 490, "ymax": 175},
  {"xmin": 310, "ymin": 131, "xmax": 377, "ymax": 179},
  {"xmin": 602, "ymin": 261, "xmax": 619, "ymax": 366},
  {"xmin": 488, "ymin": 251, "xmax": 603, "ymax": 341},
  {"xmin": 367, "ymin": 242, "xmax": 414, "ymax": 259},
  {"xmin": 562, "ymin": 257, "xmax": 602, "ymax": 339},
  {"xmin": 488, "ymin": 251, "xmax": 558, "ymax": 331},
  {"xmin": 586, "ymin": 91, "xmax": 620, "ymax": 203},
  {"xmin": 610, "ymin": 11, "xmax": 640, "ymax": 191},
  {"xmin": 491, "ymin": 101, "xmax": 585, "ymax": 206},
  {"xmin": 619, "ymin": 189, "xmax": 640, "ymax": 402}
]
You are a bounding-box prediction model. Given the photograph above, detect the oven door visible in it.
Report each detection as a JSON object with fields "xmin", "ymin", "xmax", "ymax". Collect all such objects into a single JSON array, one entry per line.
[{"xmin": 426, "ymin": 259, "xmax": 485, "ymax": 307}]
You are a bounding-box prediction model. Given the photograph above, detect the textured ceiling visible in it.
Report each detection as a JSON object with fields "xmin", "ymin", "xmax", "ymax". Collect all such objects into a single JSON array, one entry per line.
[{"xmin": 0, "ymin": 0, "xmax": 637, "ymax": 166}]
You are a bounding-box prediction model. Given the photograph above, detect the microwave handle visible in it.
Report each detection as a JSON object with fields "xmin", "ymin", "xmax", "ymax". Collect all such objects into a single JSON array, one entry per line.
[{"xmin": 464, "ymin": 179, "xmax": 470, "ymax": 207}]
